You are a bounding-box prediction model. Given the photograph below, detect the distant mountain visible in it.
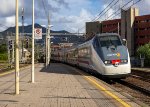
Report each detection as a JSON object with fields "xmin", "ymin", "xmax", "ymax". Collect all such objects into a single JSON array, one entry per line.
[
  {"xmin": 0, "ymin": 23, "xmax": 85, "ymax": 45},
  {"xmin": 0, "ymin": 23, "xmax": 69, "ymax": 36}
]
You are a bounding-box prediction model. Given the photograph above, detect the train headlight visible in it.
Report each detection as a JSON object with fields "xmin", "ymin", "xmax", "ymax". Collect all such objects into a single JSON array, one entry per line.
[
  {"xmin": 121, "ymin": 59, "xmax": 128, "ymax": 63},
  {"xmin": 104, "ymin": 60, "xmax": 111, "ymax": 64},
  {"xmin": 124, "ymin": 60, "xmax": 128, "ymax": 63}
]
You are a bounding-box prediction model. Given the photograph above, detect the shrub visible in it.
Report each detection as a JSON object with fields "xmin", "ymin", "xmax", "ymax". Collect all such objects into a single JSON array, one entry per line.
[
  {"xmin": 0, "ymin": 53, "xmax": 8, "ymax": 61},
  {"xmin": 137, "ymin": 43, "xmax": 150, "ymax": 66}
]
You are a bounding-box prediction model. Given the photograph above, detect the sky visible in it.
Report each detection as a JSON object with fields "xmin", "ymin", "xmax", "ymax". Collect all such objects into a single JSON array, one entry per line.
[{"xmin": 0, "ymin": 0, "xmax": 150, "ymax": 33}]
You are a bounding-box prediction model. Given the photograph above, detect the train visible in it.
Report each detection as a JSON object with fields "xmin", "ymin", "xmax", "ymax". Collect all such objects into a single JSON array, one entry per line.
[{"xmin": 51, "ymin": 33, "xmax": 131, "ymax": 79}]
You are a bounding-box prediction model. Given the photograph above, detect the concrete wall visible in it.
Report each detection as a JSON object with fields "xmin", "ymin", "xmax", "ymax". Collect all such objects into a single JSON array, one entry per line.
[{"xmin": 121, "ymin": 8, "xmax": 139, "ymax": 56}]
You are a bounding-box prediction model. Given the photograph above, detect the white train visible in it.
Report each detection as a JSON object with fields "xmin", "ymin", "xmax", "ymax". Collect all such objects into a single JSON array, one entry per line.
[{"xmin": 51, "ymin": 33, "xmax": 131, "ymax": 78}]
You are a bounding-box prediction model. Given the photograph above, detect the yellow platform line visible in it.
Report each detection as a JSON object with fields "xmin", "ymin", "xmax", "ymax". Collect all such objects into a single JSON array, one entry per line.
[
  {"xmin": 77, "ymin": 71, "xmax": 131, "ymax": 107},
  {"xmin": 0, "ymin": 65, "xmax": 31, "ymax": 77},
  {"xmin": 0, "ymin": 70, "xmax": 15, "ymax": 77}
]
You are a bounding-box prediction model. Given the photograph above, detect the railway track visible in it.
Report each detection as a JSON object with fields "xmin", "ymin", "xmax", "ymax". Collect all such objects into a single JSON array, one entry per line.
[
  {"xmin": 78, "ymin": 66, "xmax": 150, "ymax": 97},
  {"xmin": 130, "ymin": 74, "xmax": 150, "ymax": 83},
  {"xmin": 115, "ymin": 79, "xmax": 150, "ymax": 96},
  {"xmin": 111, "ymin": 74, "xmax": 150, "ymax": 105},
  {"xmin": 65, "ymin": 64, "xmax": 150, "ymax": 105}
]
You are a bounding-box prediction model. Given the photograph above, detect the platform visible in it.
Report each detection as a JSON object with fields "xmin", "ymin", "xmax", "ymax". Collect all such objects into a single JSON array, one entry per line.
[{"xmin": 0, "ymin": 63, "xmax": 143, "ymax": 107}]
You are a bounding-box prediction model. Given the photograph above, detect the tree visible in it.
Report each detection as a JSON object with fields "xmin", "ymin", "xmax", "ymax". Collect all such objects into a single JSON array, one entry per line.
[
  {"xmin": 137, "ymin": 43, "xmax": 150, "ymax": 66},
  {"xmin": 0, "ymin": 44, "xmax": 8, "ymax": 61},
  {"xmin": 0, "ymin": 44, "xmax": 7, "ymax": 53}
]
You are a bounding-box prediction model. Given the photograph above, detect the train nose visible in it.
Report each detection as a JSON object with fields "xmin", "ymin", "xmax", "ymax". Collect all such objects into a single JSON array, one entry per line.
[{"xmin": 114, "ymin": 62, "xmax": 119, "ymax": 67}]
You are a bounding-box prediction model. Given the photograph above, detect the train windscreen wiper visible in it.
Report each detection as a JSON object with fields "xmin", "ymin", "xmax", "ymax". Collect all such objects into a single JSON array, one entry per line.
[{"xmin": 109, "ymin": 39, "xmax": 117, "ymax": 48}]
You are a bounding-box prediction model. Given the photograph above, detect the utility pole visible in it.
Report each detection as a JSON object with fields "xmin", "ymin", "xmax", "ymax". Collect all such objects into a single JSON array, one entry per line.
[
  {"xmin": 118, "ymin": 22, "xmax": 120, "ymax": 34},
  {"xmin": 47, "ymin": 13, "xmax": 50, "ymax": 65},
  {"xmin": 45, "ymin": 28, "xmax": 48, "ymax": 66},
  {"xmin": 31, "ymin": 0, "xmax": 35, "ymax": 83},
  {"xmin": 15, "ymin": 0, "xmax": 19, "ymax": 95},
  {"xmin": 21, "ymin": 8, "xmax": 24, "ymax": 63},
  {"xmin": 12, "ymin": 40, "xmax": 14, "ymax": 63},
  {"xmin": 7, "ymin": 39, "xmax": 10, "ymax": 68}
]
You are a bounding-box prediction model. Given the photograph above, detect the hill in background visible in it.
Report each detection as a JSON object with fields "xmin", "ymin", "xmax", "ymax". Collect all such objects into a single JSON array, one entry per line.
[{"xmin": 0, "ymin": 23, "xmax": 69, "ymax": 36}]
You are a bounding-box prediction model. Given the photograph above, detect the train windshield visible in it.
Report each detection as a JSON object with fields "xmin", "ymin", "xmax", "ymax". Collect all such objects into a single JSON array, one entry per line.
[{"xmin": 98, "ymin": 35, "xmax": 122, "ymax": 47}]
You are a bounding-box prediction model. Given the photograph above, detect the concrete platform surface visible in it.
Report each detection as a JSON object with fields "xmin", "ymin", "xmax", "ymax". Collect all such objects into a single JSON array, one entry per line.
[{"xmin": 0, "ymin": 63, "xmax": 141, "ymax": 107}]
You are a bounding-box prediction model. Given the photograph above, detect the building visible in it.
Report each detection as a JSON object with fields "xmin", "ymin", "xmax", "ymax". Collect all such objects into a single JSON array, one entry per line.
[
  {"xmin": 85, "ymin": 7, "xmax": 150, "ymax": 56},
  {"xmin": 121, "ymin": 8, "xmax": 139, "ymax": 56},
  {"xmin": 102, "ymin": 19, "xmax": 121, "ymax": 35},
  {"xmin": 134, "ymin": 15, "xmax": 150, "ymax": 47},
  {"xmin": 86, "ymin": 21, "xmax": 101, "ymax": 40},
  {"xmin": 20, "ymin": 48, "xmax": 31, "ymax": 63}
]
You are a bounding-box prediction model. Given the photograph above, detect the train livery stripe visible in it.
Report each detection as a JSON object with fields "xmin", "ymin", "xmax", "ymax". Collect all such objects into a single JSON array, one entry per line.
[
  {"xmin": 78, "ymin": 60, "xmax": 89, "ymax": 65},
  {"xmin": 76, "ymin": 70, "xmax": 131, "ymax": 107}
]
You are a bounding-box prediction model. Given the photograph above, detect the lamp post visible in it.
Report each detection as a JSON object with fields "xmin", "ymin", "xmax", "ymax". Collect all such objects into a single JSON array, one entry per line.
[
  {"xmin": 15, "ymin": 0, "xmax": 19, "ymax": 94},
  {"xmin": 21, "ymin": 8, "xmax": 24, "ymax": 63},
  {"xmin": 31, "ymin": 0, "xmax": 35, "ymax": 83},
  {"xmin": 45, "ymin": 13, "xmax": 53, "ymax": 67},
  {"xmin": 46, "ymin": 25, "xmax": 53, "ymax": 67}
]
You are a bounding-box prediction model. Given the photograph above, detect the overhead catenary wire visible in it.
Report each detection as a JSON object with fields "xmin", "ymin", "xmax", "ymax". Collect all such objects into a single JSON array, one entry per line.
[
  {"xmin": 77, "ymin": 0, "xmax": 120, "ymax": 33},
  {"xmin": 107, "ymin": 0, "xmax": 143, "ymax": 33},
  {"xmin": 106, "ymin": 0, "xmax": 135, "ymax": 20},
  {"xmin": 92, "ymin": 0, "xmax": 119, "ymax": 21},
  {"xmin": 0, "ymin": 24, "xmax": 10, "ymax": 28},
  {"xmin": 106, "ymin": 0, "xmax": 143, "ymax": 20},
  {"xmin": 77, "ymin": 0, "xmax": 143, "ymax": 33},
  {"xmin": 126, "ymin": 0, "xmax": 142, "ymax": 10},
  {"xmin": 94, "ymin": 0, "xmax": 120, "ymax": 21},
  {"xmin": 0, "ymin": 24, "xmax": 15, "ymax": 34},
  {"xmin": 41, "ymin": 0, "xmax": 49, "ymax": 20}
]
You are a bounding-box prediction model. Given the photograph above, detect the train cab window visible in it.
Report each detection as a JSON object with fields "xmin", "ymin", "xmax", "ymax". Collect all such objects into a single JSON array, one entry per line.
[
  {"xmin": 94, "ymin": 38, "xmax": 100, "ymax": 48},
  {"xmin": 98, "ymin": 35, "xmax": 122, "ymax": 47}
]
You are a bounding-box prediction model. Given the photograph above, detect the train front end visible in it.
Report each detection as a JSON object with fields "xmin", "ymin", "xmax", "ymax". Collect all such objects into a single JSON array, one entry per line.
[{"xmin": 93, "ymin": 33, "xmax": 131, "ymax": 78}]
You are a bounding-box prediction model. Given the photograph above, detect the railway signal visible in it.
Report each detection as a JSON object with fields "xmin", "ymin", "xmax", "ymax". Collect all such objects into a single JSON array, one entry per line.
[
  {"xmin": 26, "ymin": 38, "xmax": 29, "ymax": 48},
  {"xmin": 8, "ymin": 40, "xmax": 13, "ymax": 50}
]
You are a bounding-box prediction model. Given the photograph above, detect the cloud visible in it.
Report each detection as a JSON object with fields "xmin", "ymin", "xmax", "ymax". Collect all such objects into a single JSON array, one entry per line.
[
  {"xmin": 0, "ymin": 0, "xmax": 150, "ymax": 33},
  {"xmin": 41, "ymin": 25, "xmax": 46, "ymax": 28},
  {"xmin": 52, "ymin": 9, "xmax": 93, "ymax": 33},
  {"xmin": 134, "ymin": 0, "xmax": 150, "ymax": 15},
  {"xmin": 51, "ymin": 0, "xmax": 69, "ymax": 9},
  {"xmin": 0, "ymin": 0, "xmax": 16, "ymax": 17},
  {"xmin": 0, "ymin": 15, "xmax": 29, "ymax": 32},
  {"xmin": 97, "ymin": 0, "xmax": 150, "ymax": 20}
]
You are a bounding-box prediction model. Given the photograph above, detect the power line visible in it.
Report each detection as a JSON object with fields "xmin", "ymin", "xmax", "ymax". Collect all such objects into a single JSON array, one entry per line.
[
  {"xmin": 106, "ymin": 0, "xmax": 143, "ymax": 33},
  {"xmin": 107, "ymin": 0, "xmax": 134, "ymax": 20},
  {"xmin": 0, "ymin": 24, "xmax": 10, "ymax": 28},
  {"xmin": 77, "ymin": 0, "xmax": 120, "ymax": 33},
  {"xmin": 106, "ymin": 0, "xmax": 143, "ymax": 20},
  {"xmin": 41, "ymin": 0, "xmax": 49, "ymax": 20},
  {"xmin": 92, "ymin": 0, "xmax": 119, "ymax": 21},
  {"xmin": 126, "ymin": 0, "xmax": 142, "ymax": 10},
  {"xmin": 78, "ymin": 0, "xmax": 143, "ymax": 33},
  {"xmin": 94, "ymin": 0, "xmax": 120, "ymax": 21}
]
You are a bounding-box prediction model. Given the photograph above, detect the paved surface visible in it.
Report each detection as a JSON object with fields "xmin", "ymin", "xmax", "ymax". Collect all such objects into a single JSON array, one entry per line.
[
  {"xmin": 132, "ymin": 67, "xmax": 150, "ymax": 72},
  {"xmin": 0, "ymin": 63, "xmax": 141, "ymax": 107}
]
